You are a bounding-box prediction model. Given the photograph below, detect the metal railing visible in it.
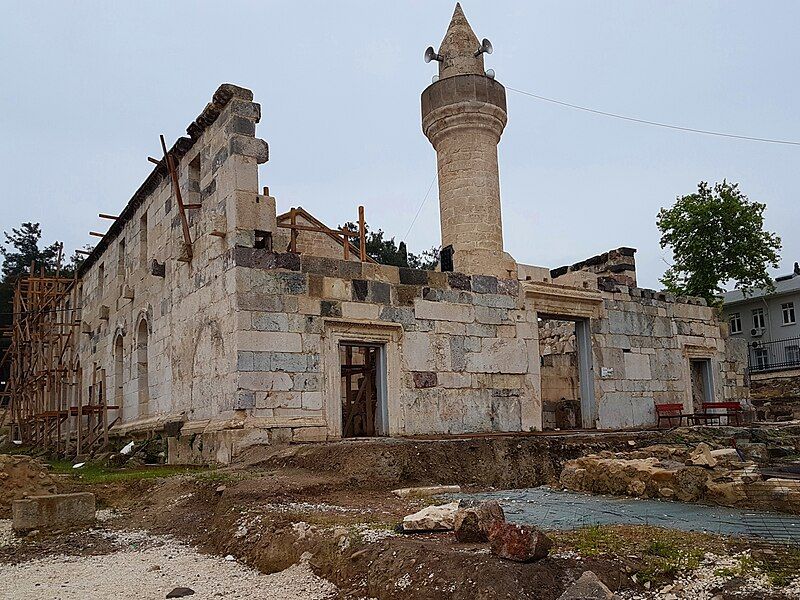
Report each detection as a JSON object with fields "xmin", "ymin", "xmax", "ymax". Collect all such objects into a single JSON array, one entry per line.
[{"xmin": 748, "ymin": 336, "xmax": 800, "ymax": 373}]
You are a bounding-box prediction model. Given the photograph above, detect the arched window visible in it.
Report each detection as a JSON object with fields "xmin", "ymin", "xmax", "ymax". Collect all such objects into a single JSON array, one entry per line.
[{"xmin": 137, "ymin": 319, "xmax": 149, "ymax": 417}]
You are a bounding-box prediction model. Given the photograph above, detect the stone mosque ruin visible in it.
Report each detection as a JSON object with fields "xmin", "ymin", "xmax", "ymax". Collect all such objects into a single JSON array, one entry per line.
[{"xmin": 5, "ymin": 4, "xmax": 748, "ymax": 463}]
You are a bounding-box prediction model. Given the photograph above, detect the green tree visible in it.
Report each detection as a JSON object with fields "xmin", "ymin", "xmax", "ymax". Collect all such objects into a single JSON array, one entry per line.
[
  {"xmin": 341, "ymin": 222, "xmax": 439, "ymax": 270},
  {"xmin": 657, "ymin": 181, "xmax": 781, "ymax": 305},
  {"xmin": 1, "ymin": 222, "xmax": 63, "ymax": 280}
]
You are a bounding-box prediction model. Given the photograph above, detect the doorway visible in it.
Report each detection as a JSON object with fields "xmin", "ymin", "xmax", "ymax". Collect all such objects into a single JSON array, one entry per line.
[
  {"xmin": 689, "ymin": 358, "xmax": 713, "ymax": 412},
  {"xmin": 538, "ymin": 315, "xmax": 596, "ymax": 429},
  {"xmin": 339, "ymin": 342, "xmax": 386, "ymax": 437}
]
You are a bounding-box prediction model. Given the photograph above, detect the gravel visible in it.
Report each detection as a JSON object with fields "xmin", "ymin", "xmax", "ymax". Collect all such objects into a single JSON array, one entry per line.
[
  {"xmin": 0, "ymin": 520, "xmax": 19, "ymax": 550},
  {"xmin": 0, "ymin": 529, "xmax": 339, "ymax": 600}
]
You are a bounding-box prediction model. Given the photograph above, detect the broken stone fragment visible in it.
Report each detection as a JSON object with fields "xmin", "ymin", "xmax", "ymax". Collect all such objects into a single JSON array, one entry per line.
[
  {"xmin": 557, "ymin": 571, "xmax": 617, "ymax": 599},
  {"xmin": 391, "ymin": 485, "xmax": 461, "ymax": 499},
  {"xmin": 454, "ymin": 499, "xmax": 505, "ymax": 543},
  {"xmin": 686, "ymin": 443, "xmax": 717, "ymax": 468},
  {"xmin": 402, "ymin": 501, "xmax": 459, "ymax": 532},
  {"xmin": 166, "ymin": 588, "xmax": 195, "ymax": 598},
  {"xmin": 487, "ymin": 521, "xmax": 552, "ymax": 562}
]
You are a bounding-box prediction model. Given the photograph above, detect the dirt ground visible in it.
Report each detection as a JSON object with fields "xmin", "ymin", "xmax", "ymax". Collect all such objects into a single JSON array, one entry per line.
[{"xmin": 3, "ymin": 425, "xmax": 800, "ymax": 599}]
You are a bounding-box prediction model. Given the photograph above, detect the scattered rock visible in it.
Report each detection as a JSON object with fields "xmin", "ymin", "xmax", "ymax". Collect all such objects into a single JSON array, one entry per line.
[
  {"xmin": 709, "ymin": 448, "xmax": 743, "ymax": 467},
  {"xmin": 454, "ymin": 500, "xmax": 505, "ymax": 543},
  {"xmin": 658, "ymin": 487, "xmax": 675, "ymax": 499},
  {"xmin": 402, "ymin": 501, "xmax": 459, "ymax": 532},
  {"xmin": 558, "ymin": 571, "xmax": 617, "ymax": 599},
  {"xmin": 391, "ymin": 485, "xmax": 461, "ymax": 498},
  {"xmin": 627, "ymin": 480, "xmax": 646, "ymax": 496},
  {"xmin": 737, "ymin": 442, "xmax": 769, "ymax": 463},
  {"xmin": 166, "ymin": 587, "xmax": 195, "ymax": 598},
  {"xmin": 686, "ymin": 443, "xmax": 717, "ymax": 468},
  {"xmin": 487, "ymin": 521, "xmax": 552, "ymax": 562}
]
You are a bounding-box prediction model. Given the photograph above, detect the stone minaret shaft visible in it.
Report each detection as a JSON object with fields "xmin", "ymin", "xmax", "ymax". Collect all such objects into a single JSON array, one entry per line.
[{"xmin": 421, "ymin": 3, "xmax": 516, "ymax": 279}]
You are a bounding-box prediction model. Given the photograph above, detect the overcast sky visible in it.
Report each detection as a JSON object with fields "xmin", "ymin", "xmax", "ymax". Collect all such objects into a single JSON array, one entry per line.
[{"xmin": 1, "ymin": 1, "xmax": 798, "ymax": 289}]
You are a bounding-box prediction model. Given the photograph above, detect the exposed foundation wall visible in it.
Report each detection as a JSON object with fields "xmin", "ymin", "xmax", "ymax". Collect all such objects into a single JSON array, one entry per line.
[
  {"xmin": 750, "ymin": 369, "xmax": 800, "ymax": 421},
  {"xmin": 76, "ymin": 84, "xmax": 269, "ymax": 428},
  {"xmin": 590, "ymin": 287, "xmax": 748, "ymax": 429},
  {"xmin": 231, "ymin": 248, "xmax": 540, "ymax": 440}
]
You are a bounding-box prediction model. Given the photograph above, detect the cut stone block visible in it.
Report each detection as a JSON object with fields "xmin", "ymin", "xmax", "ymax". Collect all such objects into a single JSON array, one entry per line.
[
  {"xmin": 12, "ymin": 492, "xmax": 96, "ymax": 533},
  {"xmin": 391, "ymin": 485, "xmax": 461, "ymax": 498},
  {"xmin": 402, "ymin": 501, "xmax": 459, "ymax": 532}
]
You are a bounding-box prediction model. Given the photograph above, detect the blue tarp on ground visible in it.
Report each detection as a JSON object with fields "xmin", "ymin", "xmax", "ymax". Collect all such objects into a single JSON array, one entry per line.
[{"xmin": 457, "ymin": 486, "xmax": 800, "ymax": 544}]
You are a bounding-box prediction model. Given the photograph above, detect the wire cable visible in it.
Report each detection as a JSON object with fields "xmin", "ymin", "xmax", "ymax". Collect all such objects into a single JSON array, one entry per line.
[
  {"xmin": 505, "ymin": 86, "xmax": 800, "ymax": 146},
  {"xmin": 403, "ymin": 174, "xmax": 437, "ymax": 240}
]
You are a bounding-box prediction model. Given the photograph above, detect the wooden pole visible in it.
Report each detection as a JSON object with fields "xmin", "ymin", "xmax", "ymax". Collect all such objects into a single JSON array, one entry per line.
[
  {"xmin": 341, "ymin": 228, "xmax": 350, "ymax": 260},
  {"xmin": 160, "ymin": 134, "xmax": 193, "ymax": 261},
  {"xmin": 358, "ymin": 206, "xmax": 367, "ymax": 262},
  {"xmin": 290, "ymin": 209, "xmax": 298, "ymax": 253}
]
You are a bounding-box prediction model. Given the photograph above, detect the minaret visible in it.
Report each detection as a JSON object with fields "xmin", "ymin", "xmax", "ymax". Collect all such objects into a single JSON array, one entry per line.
[{"xmin": 421, "ymin": 3, "xmax": 516, "ymax": 279}]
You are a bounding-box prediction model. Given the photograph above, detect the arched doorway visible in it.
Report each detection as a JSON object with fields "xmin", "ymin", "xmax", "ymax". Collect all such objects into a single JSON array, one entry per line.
[{"xmin": 137, "ymin": 319, "xmax": 149, "ymax": 417}]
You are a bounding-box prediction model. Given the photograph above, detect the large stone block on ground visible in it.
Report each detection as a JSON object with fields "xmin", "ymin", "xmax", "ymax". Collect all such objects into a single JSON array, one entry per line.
[
  {"xmin": 454, "ymin": 499, "xmax": 505, "ymax": 543},
  {"xmin": 391, "ymin": 485, "xmax": 461, "ymax": 499},
  {"xmin": 12, "ymin": 492, "xmax": 96, "ymax": 533},
  {"xmin": 402, "ymin": 501, "xmax": 459, "ymax": 532},
  {"xmin": 487, "ymin": 521, "xmax": 552, "ymax": 562}
]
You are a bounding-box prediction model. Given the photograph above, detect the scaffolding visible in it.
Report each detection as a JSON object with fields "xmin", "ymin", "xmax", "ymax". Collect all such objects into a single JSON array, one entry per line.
[{"xmin": 2, "ymin": 260, "xmax": 116, "ymax": 456}]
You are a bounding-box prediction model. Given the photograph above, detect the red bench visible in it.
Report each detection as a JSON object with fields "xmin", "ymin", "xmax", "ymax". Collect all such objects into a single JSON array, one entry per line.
[
  {"xmin": 694, "ymin": 401, "xmax": 743, "ymax": 426},
  {"xmin": 654, "ymin": 403, "xmax": 691, "ymax": 427}
]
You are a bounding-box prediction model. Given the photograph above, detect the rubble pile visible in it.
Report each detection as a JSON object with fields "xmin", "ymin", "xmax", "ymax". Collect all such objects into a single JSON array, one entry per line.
[
  {"xmin": 402, "ymin": 498, "xmax": 553, "ymax": 563},
  {"xmin": 0, "ymin": 454, "xmax": 58, "ymax": 517},
  {"xmin": 559, "ymin": 442, "xmax": 800, "ymax": 513}
]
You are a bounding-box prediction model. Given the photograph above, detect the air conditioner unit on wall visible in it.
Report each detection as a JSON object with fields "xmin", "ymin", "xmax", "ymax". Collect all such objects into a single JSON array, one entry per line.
[{"xmin": 751, "ymin": 327, "xmax": 764, "ymax": 337}]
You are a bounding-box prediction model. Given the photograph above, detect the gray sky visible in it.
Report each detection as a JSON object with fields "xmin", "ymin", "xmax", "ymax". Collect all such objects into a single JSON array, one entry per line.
[{"xmin": 1, "ymin": 1, "xmax": 798, "ymax": 289}]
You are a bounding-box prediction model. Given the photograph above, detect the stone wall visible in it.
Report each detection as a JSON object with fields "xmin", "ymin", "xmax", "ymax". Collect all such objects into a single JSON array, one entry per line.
[
  {"xmin": 552, "ymin": 247, "xmax": 637, "ymax": 289},
  {"xmin": 231, "ymin": 248, "xmax": 540, "ymax": 440},
  {"xmin": 76, "ymin": 84, "xmax": 269, "ymax": 428},
  {"xmin": 590, "ymin": 287, "xmax": 748, "ymax": 429}
]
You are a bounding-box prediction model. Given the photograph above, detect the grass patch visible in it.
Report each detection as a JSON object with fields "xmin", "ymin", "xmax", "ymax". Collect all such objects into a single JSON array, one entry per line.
[
  {"xmin": 752, "ymin": 547, "xmax": 800, "ymax": 587},
  {"xmin": 46, "ymin": 459, "xmax": 211, "ymax": 484},
  {"xmin": 554, "ymin": 525, "xmax": 714, "ymax": 585}
]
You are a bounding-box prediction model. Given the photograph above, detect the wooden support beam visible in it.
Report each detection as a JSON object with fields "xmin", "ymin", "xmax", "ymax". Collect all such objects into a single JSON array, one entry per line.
[
  {"xmin": 147, "ymin": 156, "xmax": 160, "ymax": 165},
  {"xmin": 358, "ymin": 205, "xmax": 367, "ymax": 262},
  {"xmin": 278, "ymin": 222, "xmax": 358, "ymax": 237},
  {"xmin": 75, "ymin": 249, "xmax": 92, "ymax": 256},
  {"xmin": 341, "ymin": 228, "xmax": 350, "ymax": 260},
  {"xmin": 98, "ymin": 214, "xmax": 118, "ymax": 220},
  {"xmin": 89, "ymin": 231, "xmax": 105, "ymax": 238},
  {"xmin": 160, "ymin": 134, "xmax": 193, "ymax": 261},
  {"xmin": 289, "ymin": 208, "xmax": 297, "ymax": 253}
]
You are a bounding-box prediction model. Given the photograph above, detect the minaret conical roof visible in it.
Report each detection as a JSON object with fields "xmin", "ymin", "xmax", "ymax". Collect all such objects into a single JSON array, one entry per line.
[{"xmin": 438, "ymin": 3, "xmax": 485, "ymax": 79}]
